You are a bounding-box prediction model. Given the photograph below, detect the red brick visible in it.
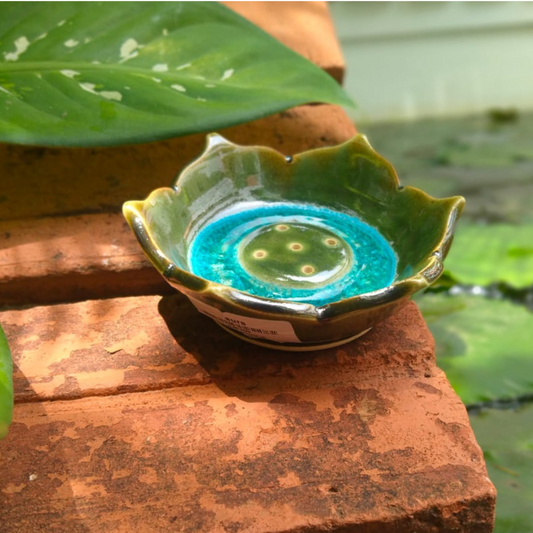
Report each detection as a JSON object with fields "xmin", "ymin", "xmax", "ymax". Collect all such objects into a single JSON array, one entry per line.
[
  {"xmin": 0, "ymin": 105, "xmax": 355, "ymax": 223},
  {"xmin": 0, "ymin": 296, "xmax": 496, "ymax": 531},
  {"xmin": 0, "ymin": 214, "xmax": 169, "ymax": 306},
  {"xmin": 3, "ymin": 296, "xmax": 431, "ymax": 403},
  {"xmin": 0, "ymin": 382, "xmax": 494, "ymax": 533},
  {"xmin": 0, "ymin": 2, "xmax": 349, "ymax": 305}
]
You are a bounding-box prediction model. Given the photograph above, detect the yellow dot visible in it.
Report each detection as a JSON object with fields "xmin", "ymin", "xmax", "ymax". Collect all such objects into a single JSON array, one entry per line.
[
  {"xmin": 276, "ymin": 224, "xmax": 289, "ymax": 232},
  {"xmin": 289, "ymin": 242, "xmax": 302, "ymax": 251},
  {"xmin": 325, "ymin": 238, "xmax": 338, "ymax": 247},
  {"xmin": 253, "ymin": 250, "xmax": 267, "ymax": 259},
  {"xmin": 302, "ymin": 265, "xmax": 314, "ymax": 275}
]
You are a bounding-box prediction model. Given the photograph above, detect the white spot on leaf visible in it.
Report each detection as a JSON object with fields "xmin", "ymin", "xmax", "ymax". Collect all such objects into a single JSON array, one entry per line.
[
  {"xmin": 0, "ymin": 85, "xmax": 10, "ymax": 95},
  {"xmin": 176, "ymin": 63, "xmax": 191, "ymax": 71},
  {"xmin": 152, "ymin": 64, "xmax": 168, "ymax": 72},
  {"xmin": 120, "ymin": 38, "xmax": 141, "ymax": 63},
  {"xmin": 171, "ymin": 84, "xmax": 186, "ymax": 92},
  {"xmin": 221, "ymin": 69, "xmax": 234, "ymax": 81},
  {"xmin": 79, "ymin": 82, "xmax": 122, "ymax": 101},
  {"xmin": 80, "ymin": 82, "xmax": 97, "ymax": 93},
  {"xmin": 4, "ymin": 36, "xmax": 30, "ymax": 62},
  {"xmin": 99, "ymin": 91, "xmax": 122, "ymax": 101},
  {"xmin": 205, "ymin": 84, "xmax": 215, "ymax": 88},
  {"xmin": 57, "ymin": 20, "xmax": 66, "ymax": 27},
  {"xmin": 197, "ymin": 97, "xmax": 207, "ymax": 102},
  {"xmin": 36, "ymin": 33, "xmax": 47, "ymax": 41},
  {"xmin": 152, "ymin": 77, "xmax": 161, "ymax": 83},
  {"xmin": 60, "ymin": 69, "xmax": 80, "ymax": 79},
  {"xmin": 64, "ymin": 39, "xmax": 79, "ymax": 48},
  {"xmin": 121, "ymin": 51, "xmax": 138, "ymax": 63},
  {"xmin": 162, "ymin": 28, "xmax": 168, "ymax": 36},
  {"xmin": 120, "ymin": 38, "xmax": 137, "ymax": 57}
]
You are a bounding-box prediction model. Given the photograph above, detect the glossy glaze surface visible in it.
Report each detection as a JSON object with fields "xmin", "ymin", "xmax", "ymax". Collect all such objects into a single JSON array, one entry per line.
[
  {"xmin": 189, "ymin": 202, "xmax": 396, "ymax": 305},
  {"xmin": 123, "ymin": 133, "xmax": 465, "ymax": 348}
]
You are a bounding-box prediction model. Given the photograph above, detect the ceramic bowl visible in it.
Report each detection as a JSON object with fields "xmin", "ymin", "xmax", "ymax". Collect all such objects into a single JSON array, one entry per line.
[{"xmin": 123, "ymin": 133, "xmax": 464, "ymax": 351}]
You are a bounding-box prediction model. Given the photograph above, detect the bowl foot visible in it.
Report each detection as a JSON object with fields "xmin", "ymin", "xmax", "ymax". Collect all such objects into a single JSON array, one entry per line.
[{"xmin": 218, "ymin": 323, "xmax": 372, "ymax": 352}]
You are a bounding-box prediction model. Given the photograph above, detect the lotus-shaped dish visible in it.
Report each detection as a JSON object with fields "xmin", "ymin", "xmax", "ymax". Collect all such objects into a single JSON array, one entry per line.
[{"xmin": 123, "ymin": 133, "xmax": 464, "ymax": 351}]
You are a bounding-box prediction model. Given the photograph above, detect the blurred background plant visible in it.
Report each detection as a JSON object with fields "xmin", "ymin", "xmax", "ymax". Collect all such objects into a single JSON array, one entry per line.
[{"xmin": 329, "ymin": 3, "xmax": 533, "ymax": 531}]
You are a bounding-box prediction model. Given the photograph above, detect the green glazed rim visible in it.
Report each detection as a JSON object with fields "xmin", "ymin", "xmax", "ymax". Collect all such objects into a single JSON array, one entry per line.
[{"xmin": 123, "ymin": 133, "xmax": 465, "ymax": 323}]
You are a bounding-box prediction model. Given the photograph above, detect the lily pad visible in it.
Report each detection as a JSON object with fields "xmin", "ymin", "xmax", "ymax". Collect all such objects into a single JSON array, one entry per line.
[
  {"xmin": 0, "ymin": 323, "xmax": 12, "ymax": 440},
  {"xmin": 363, "ymin": 115, "xmax": 533, "ymax": 224},
  {"xmin": 470, "ymin": 405, "xmax": 533, "ymax": 533},
  {"xmin": 445, "ymin": 222, "xmax": 533, "ymax": 288},
  {"xmin": 0, "ymin": 2, "xmax": 353, "ymax": 147},
  {"xmin": 417, "ymin": 293, "xmax": 533, "ymax": 405}
]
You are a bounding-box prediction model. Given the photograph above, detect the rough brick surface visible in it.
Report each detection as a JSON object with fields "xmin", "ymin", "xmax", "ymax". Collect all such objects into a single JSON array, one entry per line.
[
  {"xmin": 0, "ymin": 214, "xmax": 169, "ymax": 306},
  {"xmin": 0, "ymin": 296, "xmax": 495, "ymax": 532},
  {"xmin": 0, "ymin": 105, "xmax": 355, "ymax": 223},
  {"xmin": 0, "ymin": 384, "xmax": 495, "ymax": 533},
  {"xmin": 3, "ymin": 297, "xmax": 432, "ymax": 403}
]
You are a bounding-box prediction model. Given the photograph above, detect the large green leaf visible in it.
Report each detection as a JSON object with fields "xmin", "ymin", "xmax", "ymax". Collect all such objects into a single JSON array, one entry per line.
[
  {"xmin": 0, "ymin": 323, "xmax": 13, "ymax": 440},
  {"xmin": 417, "ymin": 293, "xmax": 533, "ymax": 405},
  {"xmin": 0, "ymin": 2, "xmax": 353, "ymax": 147},
  {"xmin": 445, "ymin": 222, "xmax": 533, "ymax": 288},
  {"xmin": 470, "ymin": 405, "xmax": 533, "ymax": 533}
]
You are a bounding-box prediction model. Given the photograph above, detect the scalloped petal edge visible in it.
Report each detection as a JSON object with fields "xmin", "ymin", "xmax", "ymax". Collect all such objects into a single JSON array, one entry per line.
[{"xmin": 124, "ymin": 133, "xmax": 465, "ymax": 321}]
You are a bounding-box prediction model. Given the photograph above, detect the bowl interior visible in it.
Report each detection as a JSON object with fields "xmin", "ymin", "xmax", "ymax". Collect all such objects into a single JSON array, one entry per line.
[{"xmin": 138, "ymin": 136, "xmax": 461, "ymax": 293}]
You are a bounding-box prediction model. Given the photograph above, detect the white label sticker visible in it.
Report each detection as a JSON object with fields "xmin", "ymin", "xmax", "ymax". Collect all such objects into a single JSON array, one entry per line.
[{"xmin": 189, "ymin": 297, "xmax": 301, "ymax": 343}]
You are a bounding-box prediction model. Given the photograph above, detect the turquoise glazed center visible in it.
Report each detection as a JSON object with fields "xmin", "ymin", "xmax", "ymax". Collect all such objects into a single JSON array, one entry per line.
[{"xmin": 188, "ymin": 203, "xmax": 397, "ymax": 305}]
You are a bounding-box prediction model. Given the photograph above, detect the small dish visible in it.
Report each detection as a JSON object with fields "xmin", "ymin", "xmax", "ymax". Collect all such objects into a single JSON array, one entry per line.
[{"xmin": 123, "ymin": 133, "xmax": 464, "ymax": 351}]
